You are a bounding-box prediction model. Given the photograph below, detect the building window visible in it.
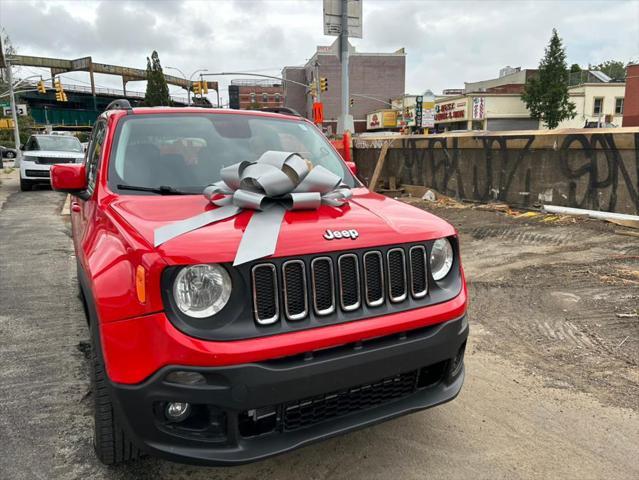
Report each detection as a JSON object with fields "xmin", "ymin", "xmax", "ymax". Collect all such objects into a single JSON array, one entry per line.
[
  {"xmin": 593, "ymin": 97, "xmax": 604, "ymax": 115},
  {"xmin": 250, "ymin": 93, "xmax": 256, "ymax": 104},
  {"xmin": 615, "ymin": 97, "xmax": 624, "ymax": 115},
  {"xmin": 275, "ymin": 93, "xmax": 281, "ymax": 103},
  {"xmin": 262, "ymin": 93, "xmax": 269, "ymax": 103}
]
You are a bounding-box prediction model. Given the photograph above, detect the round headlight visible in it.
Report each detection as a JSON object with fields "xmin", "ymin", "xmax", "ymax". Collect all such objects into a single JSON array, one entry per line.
[
  {"xmin": 430, "ymin": 238, "xmax": 454, "ymax": 281},
  {"xmin": 172, "ymin": 264, "xmax": 232, "ymax": 318}
]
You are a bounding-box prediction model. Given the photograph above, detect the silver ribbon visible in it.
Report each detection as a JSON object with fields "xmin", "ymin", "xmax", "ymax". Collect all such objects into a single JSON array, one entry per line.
[{"xmin": 154, "ymin": 151, "xmax": 352, "ymax": 265}]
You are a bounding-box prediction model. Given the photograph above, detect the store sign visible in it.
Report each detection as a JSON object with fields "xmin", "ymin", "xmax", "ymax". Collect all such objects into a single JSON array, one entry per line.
[
  {"xmin": 415, "ymin": 96, "xmax": 423, "ymax": 127},
  {"xmin": 434, "ymin": 100, "xmax": 467, "ymax": 122},
  {"xmin": 472, "ymin": 97, "xmax": 485, "ymax": 120},
  {"xmin": 366, "ymin": 110, "xmax": 397, "ymax": 130}
]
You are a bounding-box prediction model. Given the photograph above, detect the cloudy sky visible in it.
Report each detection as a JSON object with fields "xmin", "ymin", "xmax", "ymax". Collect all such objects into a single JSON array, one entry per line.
[{"xmin": 1, "ymin": 0, "xmax": 638, "ymax": 103}]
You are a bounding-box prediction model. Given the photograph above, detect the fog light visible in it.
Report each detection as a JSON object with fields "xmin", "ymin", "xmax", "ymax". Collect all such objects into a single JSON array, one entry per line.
[{"xmin": 165, "ymin": 402, "xmax": 191, "ymax": 422}]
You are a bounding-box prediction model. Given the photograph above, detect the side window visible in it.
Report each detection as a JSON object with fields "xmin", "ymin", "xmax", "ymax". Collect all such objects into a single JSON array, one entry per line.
[
  {"xmin": 25, "ymin": 137, "xmax": 38, "ymax": 151},
  {"xmin": 86, "ymin": 122, "xmax": 106, "ymax": 193}
]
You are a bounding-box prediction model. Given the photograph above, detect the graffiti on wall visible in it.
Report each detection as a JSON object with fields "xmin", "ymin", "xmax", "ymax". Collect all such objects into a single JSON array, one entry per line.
[{"xmin": 355, "ymin": 132, "xmax": 639, "ymax": 214}]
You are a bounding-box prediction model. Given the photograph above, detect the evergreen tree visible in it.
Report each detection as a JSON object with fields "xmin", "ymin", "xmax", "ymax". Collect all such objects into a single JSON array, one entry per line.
[
  {"xmin": 143, "ymin": 51, "xmax": 171, "ymax": 106},
  {"xmin": 522, "ymin": 29, "xmax": 576, "ymax": 129}
]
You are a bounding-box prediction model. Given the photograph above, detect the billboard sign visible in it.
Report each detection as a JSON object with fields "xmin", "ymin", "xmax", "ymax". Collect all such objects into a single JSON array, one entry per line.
[{"xmin": 323, "ymin": 0, "xmax": 363, "ymax": 38}]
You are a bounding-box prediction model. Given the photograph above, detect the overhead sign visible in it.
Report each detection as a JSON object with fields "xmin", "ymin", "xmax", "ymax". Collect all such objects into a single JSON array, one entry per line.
[
  {"xmin": 2, "ymin": 104, "xmax": 27, "ymax": 116},
  {"xmin": 472, "ymin": 97, "xmax": 486, "ymax": 120},
  {"xmin": 323, "ymin": 0, "xmax": 363, "ymax": 38},
  {"xmin": 435, "ymin": 100, "xmax": 468, "ymax": 123}
]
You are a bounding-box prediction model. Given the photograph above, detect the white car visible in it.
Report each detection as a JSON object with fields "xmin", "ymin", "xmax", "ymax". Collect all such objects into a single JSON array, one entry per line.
[{"xmin": 19, "ymin": 134, "xmax": 85, "ymax": 191}]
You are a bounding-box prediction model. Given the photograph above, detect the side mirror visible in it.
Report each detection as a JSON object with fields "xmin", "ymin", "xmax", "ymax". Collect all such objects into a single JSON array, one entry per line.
[
  {"xmin": 51, "ymin": 163, "xmax": 87, "ymax": 194},
  {"xmin": 345, "ymin": 161, "xmax": 358, "ymax": 176},
  {"xmin": 20, "ymin": 144, "xmax": 25, "ymax": 150}
]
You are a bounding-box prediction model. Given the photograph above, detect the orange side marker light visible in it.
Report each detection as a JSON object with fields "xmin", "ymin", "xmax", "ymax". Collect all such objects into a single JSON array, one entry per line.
[{"xmin": 136, "ymin": 265, "xmax": 146, "ymax": 303}]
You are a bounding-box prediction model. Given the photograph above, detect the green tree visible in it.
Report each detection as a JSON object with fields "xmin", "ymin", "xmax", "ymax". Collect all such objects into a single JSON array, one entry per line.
[
  {"xmin": 590, "ymin": 60, "xmax": 627, "ymax": 81},
  {"xmin": 143, "ymin": 51, "xmax": 171, "ymax": 106},
  {"xmin": 569, "ymin": 63, "xmax": 581, "ymax": 73},
  {"xmin": 522, "ymin": 29, "xmax": 576, "ymax": 129}
]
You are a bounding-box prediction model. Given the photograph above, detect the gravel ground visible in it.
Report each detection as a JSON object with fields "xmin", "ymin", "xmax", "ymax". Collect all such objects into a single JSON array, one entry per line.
[{"xmin": 0, "ymin": 171, "xmax": 637, "ymax": 480}]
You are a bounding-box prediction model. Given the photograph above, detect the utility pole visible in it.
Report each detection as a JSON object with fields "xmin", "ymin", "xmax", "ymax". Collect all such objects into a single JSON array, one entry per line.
[
  {"xmin": 337, "ymin": 0, "xmax": 354, "ymax": 134},
  {"xmin": 6, "ymin": 60, "xmax": 21, "ymax": 150}
]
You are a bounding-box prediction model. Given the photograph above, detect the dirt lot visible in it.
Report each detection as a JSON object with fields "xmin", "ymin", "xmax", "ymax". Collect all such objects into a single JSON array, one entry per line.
[{"xmin": 0, "ymin": 168, "xmax": 637, "ymax": 480}]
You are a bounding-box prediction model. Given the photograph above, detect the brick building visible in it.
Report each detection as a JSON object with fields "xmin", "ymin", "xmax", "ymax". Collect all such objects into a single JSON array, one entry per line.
[
  {"xmin": 228, "ymin": 79, "xmax": 284, "ymax": 110},
  {"xmin": 622, "ymin": 64, "xmax": 638, "ymax": 127},
  {"xmin": 282, "ymin": 40, "xmax": 406, "ymax": 133}
]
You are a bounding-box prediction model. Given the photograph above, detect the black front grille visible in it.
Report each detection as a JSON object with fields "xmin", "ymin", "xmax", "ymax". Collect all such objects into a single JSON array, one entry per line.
[
  {"xmin": 252, "ymin": 265, "xmax": 278, "ymax": 324},
  {"xmin": 338, "ymin": 255, "xmax": 360, "ymax": 311},
  {"xmin": 36, "ymin": 157, "xmax": 75, "ymax": 165},
  {"xmin": 282, "ymin": 261, "xmax": 307, "ymax": 320},
  {"xmin": 409, "ymin": 246, "xmax": 428, "ymax": 297},
  {"xmin": 363, "ymin": 252, "xmax": 384, "ymax": 306},
  {"xmin": 24, "ymin": 169, "xmax": 50, "ymax": 178},
  {"xmin": 387, "ymin": 249, "xmax": 407, "ymax": 302},
  {"xmin": 311, "ymin": 258, "xmax": 335, "ymax": 315},
  {"xmin": 250, "ymin": 242, "xmax": 450, "ymax": 326},
  {"xmin": 283, "ymin": 370, "xmax": 418, "ymax": 431}
]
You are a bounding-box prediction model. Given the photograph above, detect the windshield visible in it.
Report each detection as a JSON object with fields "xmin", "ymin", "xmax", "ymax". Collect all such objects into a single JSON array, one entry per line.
[
  {"xmin": 108, "ymin": 114, "xmax": 356, "ymax": 194},
  {"xmin": 34, "ymin": 136, "xmax": 83, "ymax": 152}
]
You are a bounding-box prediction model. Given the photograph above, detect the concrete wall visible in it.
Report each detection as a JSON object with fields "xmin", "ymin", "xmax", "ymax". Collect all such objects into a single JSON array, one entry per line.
[{"xmin": 353, "ymin": 128, "xmax": 639, "ymax": 215}]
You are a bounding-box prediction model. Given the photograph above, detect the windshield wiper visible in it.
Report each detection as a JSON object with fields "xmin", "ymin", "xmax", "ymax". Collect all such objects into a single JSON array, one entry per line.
[{"xmin": 116, "ymin": 184, "xmax": 190, "ymax": 195}]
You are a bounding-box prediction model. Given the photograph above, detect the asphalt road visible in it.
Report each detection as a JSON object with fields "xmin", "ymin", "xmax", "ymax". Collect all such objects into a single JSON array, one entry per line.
[{"xmin": 0, "ymin": 171, "xmax": 637, "ymax": 480}]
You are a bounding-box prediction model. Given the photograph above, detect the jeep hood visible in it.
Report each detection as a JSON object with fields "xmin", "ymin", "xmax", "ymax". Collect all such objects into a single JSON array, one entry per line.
[{"xmin": 108, "ymin": 188, "xmax": 455, "ymax": 265}]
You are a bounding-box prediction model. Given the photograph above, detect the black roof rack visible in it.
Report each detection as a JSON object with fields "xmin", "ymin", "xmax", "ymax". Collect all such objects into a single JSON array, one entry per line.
[
  {"xmin": 257, "ymin": 107, "xmax": 301, "ymax": 117},
  {"xmin": 105, "ymin": 99, "xmax": 133, "ymax": 111}
]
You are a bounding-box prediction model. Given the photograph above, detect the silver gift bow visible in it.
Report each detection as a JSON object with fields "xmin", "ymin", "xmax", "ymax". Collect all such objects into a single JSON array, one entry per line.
[{"xmin": 154, "ymin": 151, "xmax": 352, "ymax": 265}]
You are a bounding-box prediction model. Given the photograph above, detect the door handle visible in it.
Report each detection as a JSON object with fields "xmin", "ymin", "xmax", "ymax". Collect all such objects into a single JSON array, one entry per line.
[{"xmin": 71, "ymin": 201, "xmax": 81, "ymax": 213}]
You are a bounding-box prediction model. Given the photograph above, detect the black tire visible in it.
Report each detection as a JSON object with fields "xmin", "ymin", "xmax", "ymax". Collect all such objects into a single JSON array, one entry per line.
[
  {"xmin": 91, "ymin": 323, "xmax": 141, "ymax": 465},
  {"xmin": 6, "ymin": 151, "xmax": 16, "ymax": 159},
  {"xmin": 19, "ymin": 178, "xmax": 32, "ymax": 191}
]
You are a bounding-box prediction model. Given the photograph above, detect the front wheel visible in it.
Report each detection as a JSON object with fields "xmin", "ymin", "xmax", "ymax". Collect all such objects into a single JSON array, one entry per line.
[
  {"xmin": 19, "ymin": 178, "xmax": 32, "ymax": 191},
  {"xmin": 91, "ymin": 326, "xmax": 141, "ymax": 465}
]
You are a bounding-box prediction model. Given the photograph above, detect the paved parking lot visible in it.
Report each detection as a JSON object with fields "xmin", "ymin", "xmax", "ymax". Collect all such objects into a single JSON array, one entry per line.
[{"xmin": 1, "ymin": 168, "xmax": 637, "ymax": 480}]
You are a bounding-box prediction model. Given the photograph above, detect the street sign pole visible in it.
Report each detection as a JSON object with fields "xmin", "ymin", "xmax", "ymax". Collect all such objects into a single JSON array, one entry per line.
[
  {"xmin": 336, "ymin": 0, "xmax": 354, "ymax": 134},
  {"xmin": 6, "ymin": 61, "xmax": 21, "ymax": 150}
]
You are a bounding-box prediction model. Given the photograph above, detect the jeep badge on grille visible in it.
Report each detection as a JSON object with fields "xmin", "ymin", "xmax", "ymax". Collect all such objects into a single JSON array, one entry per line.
[{"xmin": 324, "ymin": 229, "xmax": 359, "ymax": 240}]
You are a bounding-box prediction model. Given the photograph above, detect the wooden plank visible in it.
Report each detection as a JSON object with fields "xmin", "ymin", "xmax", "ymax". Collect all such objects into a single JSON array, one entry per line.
[{"xmin": 368, "ymin": 139, "xmax": 394, "ymax": 192}]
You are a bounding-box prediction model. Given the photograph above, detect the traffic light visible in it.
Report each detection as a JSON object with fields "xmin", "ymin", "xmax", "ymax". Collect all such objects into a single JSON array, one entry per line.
[
  {"xmin": 350, "ymin": 98, "xmax": 354, "ymax": 107},
  {"xmin": 309, "ymin": 80, "xmax": 316, "ymax": 92},
  {"xmin": 54, "ymin": 79, "xmax": 68, "ymax": 102},
  {"xmin": 320, "ymin": 77, "xmax": 328, "ymax": 92},
  {"xmin": 37, "ymin": 80, "xmax": 46, "ymax": 94},
  {"xmin": 192, "ymin": 82, "xmax": 202, "ymax": 95},
  {"xmin": 202, "ymin": 82, "xmax": 208, "ymax": 95}
]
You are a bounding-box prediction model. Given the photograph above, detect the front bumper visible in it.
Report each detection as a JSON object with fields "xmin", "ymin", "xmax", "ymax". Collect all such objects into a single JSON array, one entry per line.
[
  {"xmin": 108, "ymin": 314, "xmax": 468, "ymax": 465},
  {"xmin": 20, "ymin": 162, "xmax": 51, "ymax": 182}
]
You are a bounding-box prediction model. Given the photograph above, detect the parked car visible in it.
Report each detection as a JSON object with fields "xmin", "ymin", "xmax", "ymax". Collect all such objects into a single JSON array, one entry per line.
[
  {"xmin": 0, "ymin": 145, "xmax": 18, "ymax": 159},
  {"xmin": 51, "ymin": 100, "xmax": 468, "ymax": 466},
  {"xmin": 19, "ymin": 134, "xmax": 85, "ymax": 191}
]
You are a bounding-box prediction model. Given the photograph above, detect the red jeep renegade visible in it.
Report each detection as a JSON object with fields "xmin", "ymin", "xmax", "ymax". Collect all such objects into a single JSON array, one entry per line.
[{"xmin": 51, "ymin": 101, "xmax": 468, "ymax": 466}]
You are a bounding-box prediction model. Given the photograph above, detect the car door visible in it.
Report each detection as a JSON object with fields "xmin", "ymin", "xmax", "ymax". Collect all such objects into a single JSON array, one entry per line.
[{"xmin": 71, "ymin": 121, "xmax": 106, "ymax": 260}]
